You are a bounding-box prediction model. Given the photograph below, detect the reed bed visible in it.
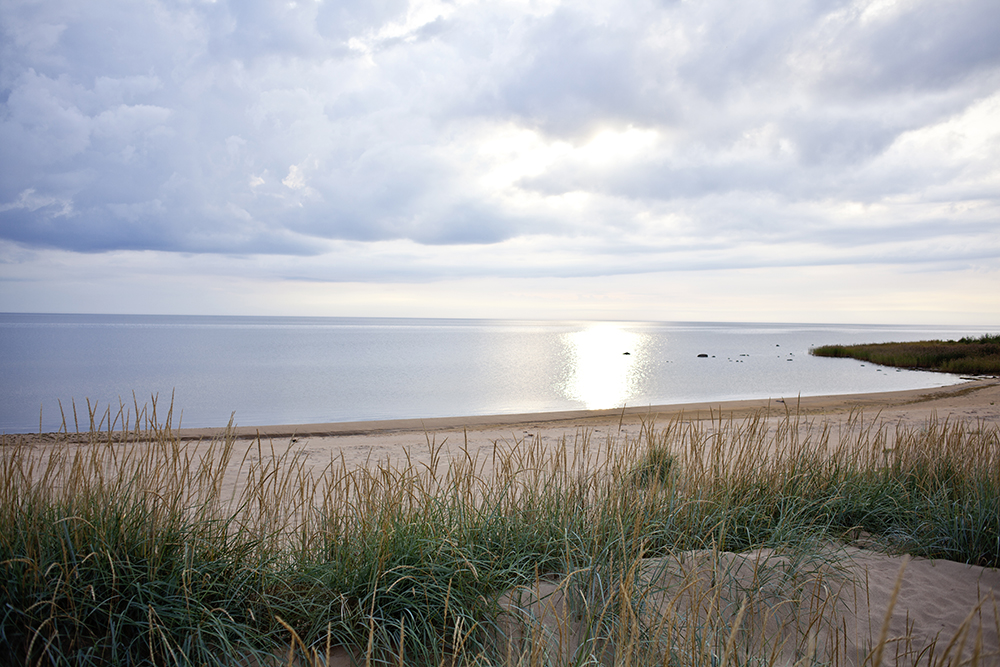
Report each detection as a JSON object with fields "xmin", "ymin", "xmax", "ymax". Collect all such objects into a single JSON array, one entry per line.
[
  {"xmin": 811, "ymin": 334, "xmax": 1000, "ymax": 375},
  {"xmin": 1, "ymin": 406, "xmax": 998, "ymax": 666}
]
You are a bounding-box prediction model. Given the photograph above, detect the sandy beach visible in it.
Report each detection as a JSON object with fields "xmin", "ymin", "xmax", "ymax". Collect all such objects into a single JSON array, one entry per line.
[
  {"xmin": 8, "ymin": 377, "xmax": 1000, "ymax": 665},
  {"xmin": 179, "ymin": 376, "xmax": 1000, "ymax": 441},
  {"xmin": 161, "ymin": 376, "xmax": 1000, "ymax": 482}
]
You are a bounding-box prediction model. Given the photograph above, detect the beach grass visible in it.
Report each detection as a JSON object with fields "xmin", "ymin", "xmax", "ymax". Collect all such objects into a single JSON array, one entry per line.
[
  {"xmin": 810, "ymin": 334, "xmax": 1000, "ymax": 375},
  {"xmin": 1, "ymin": 402, "xmax": 998, "ymax": 666}
]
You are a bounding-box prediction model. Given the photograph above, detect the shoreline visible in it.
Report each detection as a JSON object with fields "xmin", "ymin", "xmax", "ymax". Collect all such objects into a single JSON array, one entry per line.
[
  {"xmin": 8, "ymin": 378, "xmax": 997, "ymax": 446},
  {"xmin": 173, "ymin": 377, "xmax": 1000, "ymax": 441}
]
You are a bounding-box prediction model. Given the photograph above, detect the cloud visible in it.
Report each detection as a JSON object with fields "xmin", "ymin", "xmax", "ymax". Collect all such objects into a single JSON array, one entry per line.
[
  {"xmin": 0, "ymin": 0, "xmax": 998, "ymax": 305},
  {"xmin": 2, "ymin": 240, "xmax": 997, "ymax": 324}
]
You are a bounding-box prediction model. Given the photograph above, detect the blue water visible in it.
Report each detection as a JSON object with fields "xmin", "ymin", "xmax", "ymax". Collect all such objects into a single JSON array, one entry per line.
[{"xmin": 0, "ymin": 314, "xmax": 993, "ymax": 433}]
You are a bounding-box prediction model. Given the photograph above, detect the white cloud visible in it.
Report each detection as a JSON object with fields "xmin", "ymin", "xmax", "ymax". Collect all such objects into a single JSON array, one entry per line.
[
  {"xmin": 2, "ymin": 241, "xmax": 997, "ymax": 324},
  {"xmin": 0, "ymin": 0, "xmax": 998, "ymax": 321},
  {"xmin": 0, "ymin": 188, "xmax": 74, "ymax": 217},
  {"xmin": 282, "ymin": 164, "xmax": 307, "ymax": 190}
]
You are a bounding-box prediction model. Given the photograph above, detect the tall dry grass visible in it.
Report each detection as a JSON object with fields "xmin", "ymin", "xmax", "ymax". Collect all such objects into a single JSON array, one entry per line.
[{"xmin": 1, "ymin": 403, "xmax": 998, "ymax": 666}]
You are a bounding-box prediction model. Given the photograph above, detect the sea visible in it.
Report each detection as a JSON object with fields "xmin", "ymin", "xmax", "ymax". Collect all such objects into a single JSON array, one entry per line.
[{"xmin": 1, "ymin": 314, "xmax": 994, "ymax": 434}]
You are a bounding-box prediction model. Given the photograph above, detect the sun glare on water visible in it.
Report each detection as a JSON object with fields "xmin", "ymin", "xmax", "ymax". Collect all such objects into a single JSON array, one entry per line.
[{"xmin": 561, "ymin": 324, "xmax": 648, "ymax": 410}]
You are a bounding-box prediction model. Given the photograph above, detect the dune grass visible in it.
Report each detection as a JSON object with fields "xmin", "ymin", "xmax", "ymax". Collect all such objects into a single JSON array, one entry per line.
[
  {"xmin": 810, "ymin": 334, "xmax": 1000, "ymax": 375},
  {"xmin": 1, "ymin": 402, "xmax": 998, "ymax": 666}
]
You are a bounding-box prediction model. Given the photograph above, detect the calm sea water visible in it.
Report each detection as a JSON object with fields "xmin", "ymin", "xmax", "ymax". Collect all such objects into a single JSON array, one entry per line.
[{"xmin": 0, "ymin": 314, "xmax": 992, "ymax": 433}]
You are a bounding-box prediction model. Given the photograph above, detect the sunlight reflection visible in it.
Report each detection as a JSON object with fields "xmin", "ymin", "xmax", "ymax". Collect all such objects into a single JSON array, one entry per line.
[{"xmin": 561, "ymin": 324, "xmax": 648, "ymax": 410}]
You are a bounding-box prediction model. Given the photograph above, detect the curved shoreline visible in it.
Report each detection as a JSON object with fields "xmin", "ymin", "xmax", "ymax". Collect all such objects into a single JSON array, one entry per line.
[{"xmin": 175, "ymin": 377, "xmax": 1000, "ymax": 441}]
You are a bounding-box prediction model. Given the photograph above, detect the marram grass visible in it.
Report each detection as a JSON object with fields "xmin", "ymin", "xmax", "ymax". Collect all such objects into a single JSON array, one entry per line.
[{"xmin": 1, "ymin": 406, "xmax": 998, "ymax": 666}]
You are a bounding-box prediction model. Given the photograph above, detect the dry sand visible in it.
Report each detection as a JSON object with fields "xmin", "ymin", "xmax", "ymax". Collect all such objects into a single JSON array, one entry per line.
[
  {"xmin": 498, "ymin": 547, "xmax": 1000, "ymax": 666},
  {"xmin": 168, "ymin": 376, "xmax": 1000, "ymax": 480}
]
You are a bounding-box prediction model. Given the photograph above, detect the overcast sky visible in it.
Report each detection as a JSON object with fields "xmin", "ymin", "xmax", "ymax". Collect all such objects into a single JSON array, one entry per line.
[{"xmin": 1, "ymin": 0, "xmax": 998, "ymax": 324}]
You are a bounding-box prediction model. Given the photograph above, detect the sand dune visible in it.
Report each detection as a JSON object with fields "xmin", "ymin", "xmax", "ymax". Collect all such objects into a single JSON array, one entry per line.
[
  {"xmin": 498, "ymin": 547, "xmax": 999, "ymax": 666},
  {"xmin": 8, "ymin": 377, "xmax": 999, "ymax": 665}
]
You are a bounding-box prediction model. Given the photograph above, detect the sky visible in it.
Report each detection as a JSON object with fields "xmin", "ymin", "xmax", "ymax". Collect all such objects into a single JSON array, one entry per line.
[{"xmin": 1, "ymin": 0, "xmax": 998, "ymax": 325}]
